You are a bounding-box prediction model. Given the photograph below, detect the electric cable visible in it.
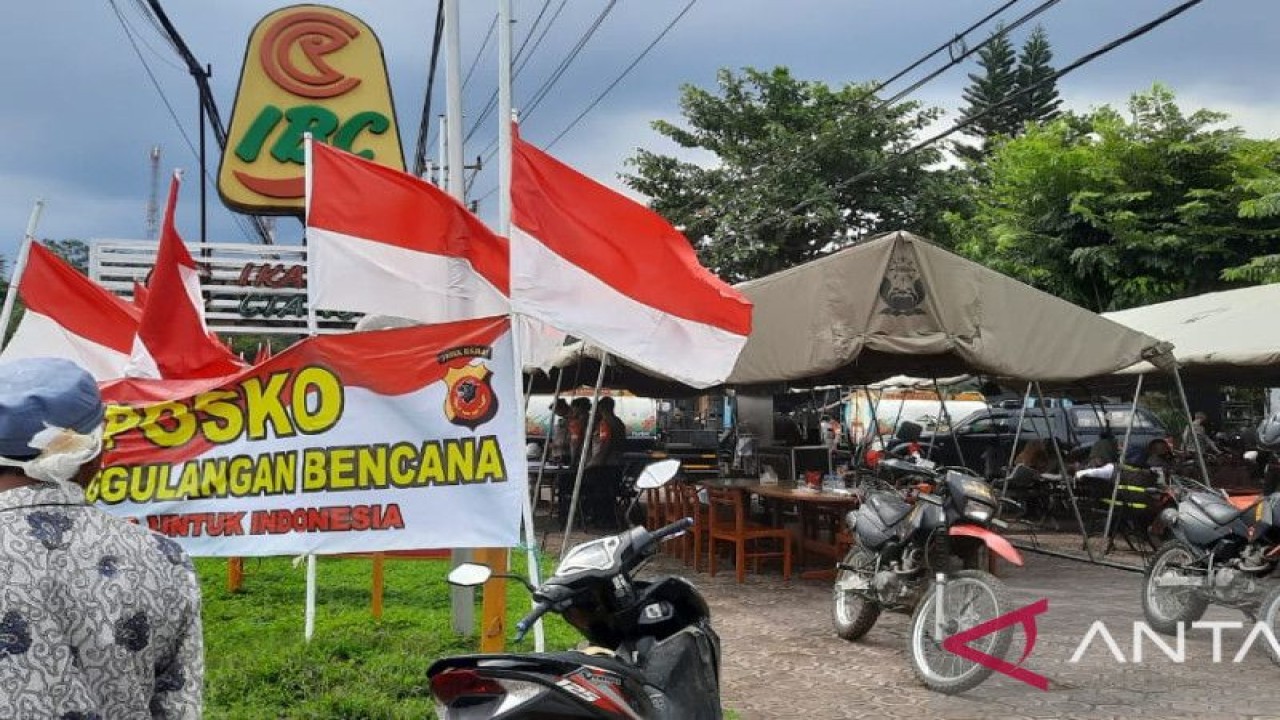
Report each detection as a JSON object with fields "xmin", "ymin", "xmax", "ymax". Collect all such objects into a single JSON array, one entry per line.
[{"xmin": 414, "ymin": 0, "xmax": 446, "ymax": 177}]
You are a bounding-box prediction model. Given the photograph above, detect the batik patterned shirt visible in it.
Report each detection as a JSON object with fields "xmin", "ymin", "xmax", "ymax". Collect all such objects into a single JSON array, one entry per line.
[{"xmin": 0, "ymin": 482, "xmax": 203, "ymax": 719}]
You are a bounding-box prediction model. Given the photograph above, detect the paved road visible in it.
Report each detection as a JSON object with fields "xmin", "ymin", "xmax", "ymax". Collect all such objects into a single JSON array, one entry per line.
[{"xmin": 640, "ymin": 550, "xmax": 1280, "ymax": 719}]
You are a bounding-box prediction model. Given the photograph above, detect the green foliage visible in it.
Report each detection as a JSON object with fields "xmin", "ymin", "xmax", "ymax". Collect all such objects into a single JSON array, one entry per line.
[
  {"xmin": 43, "ymin": 238, "xmax": 89, "ymax": 274},
  {"xmin": 624, "ymin": 67, "xmax": 959, "ymax": 281},
  {"xmin": 199, "ymin": 552, "xmax": 583, "ymax": 719},
  {"xmin": 951, "ymin": 84, "xmax": 1280, "ymax": 310},
  {"xmin": 957, "ymin": 24, "xmax": 1061, "ymax": 160}
]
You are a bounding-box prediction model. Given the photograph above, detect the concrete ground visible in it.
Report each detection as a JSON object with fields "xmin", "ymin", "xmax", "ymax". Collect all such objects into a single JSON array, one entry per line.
[{"xmin": 635, "ymin": 549, "xmax": 1280, "ymax": 720}]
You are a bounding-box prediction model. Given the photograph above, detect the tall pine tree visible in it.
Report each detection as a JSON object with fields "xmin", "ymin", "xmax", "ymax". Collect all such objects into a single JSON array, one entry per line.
[
  {"xmin": 1016, "ymin": 25, "xmax": 1061, "ymax": 124},
  {"xmin": 958, "ymin": 26, "xmax": 1021, "ymax": 153}
]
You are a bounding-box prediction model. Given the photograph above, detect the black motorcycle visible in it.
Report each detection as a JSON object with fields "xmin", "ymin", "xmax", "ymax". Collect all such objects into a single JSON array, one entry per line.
[
  {"xmin": 428, "ymin": 460, "xmax": 722, "ymax": 719},
  {"xmin": 833, "ymin": 458, "xmax": 1024, "ymax": 694},
  {"xmin": 1142, "ymin": 473, "xmax": 1280, "ymax": 635}
]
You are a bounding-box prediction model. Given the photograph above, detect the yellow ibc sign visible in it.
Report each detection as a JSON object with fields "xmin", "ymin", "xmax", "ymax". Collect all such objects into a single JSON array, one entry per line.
[{"xmin": 218, "ymin": 4, "xmax": 404, "ymax": 215}]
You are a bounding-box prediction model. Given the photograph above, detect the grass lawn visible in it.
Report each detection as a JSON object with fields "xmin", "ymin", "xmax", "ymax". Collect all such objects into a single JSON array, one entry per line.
[{"xmin": 198, "ymin": 550, "xmax": 582, "ymax": 719}]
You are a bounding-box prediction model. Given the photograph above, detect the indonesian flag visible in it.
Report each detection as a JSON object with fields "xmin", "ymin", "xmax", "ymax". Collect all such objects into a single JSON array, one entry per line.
[
  {"xmin": 0, "ymin": 242, "xmax": 141, "ymax": 380},
  {"xmin": 127, "ymin": 172, "xmax": 244, "ymax": 379},
  {"xmin": 511, "ymin": 131, "xmax": 752, "ymax": 388},
  {"xmin": 305, "ymin": 140, "xmax": 509, "ymax": 323},
  {"xmin": 131, "ymin": 279, "xmax": 149, "ymax": 311}
]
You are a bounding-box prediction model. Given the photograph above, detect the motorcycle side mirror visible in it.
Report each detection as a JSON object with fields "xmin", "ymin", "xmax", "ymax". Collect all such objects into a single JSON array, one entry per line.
[
  {"xmin": 918, "ymin": 492, "xmax": 945, "ymax": 506},
  {"xmin": 447, "ymin": 563, "xmax": 493, "ymax": 587},
  {"xmin": 636, "ymin": 459, "xmax": 682, "ymax": 489}
]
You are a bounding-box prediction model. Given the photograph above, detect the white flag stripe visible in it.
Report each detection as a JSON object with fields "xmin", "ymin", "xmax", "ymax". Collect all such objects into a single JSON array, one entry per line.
[
  {"xmin": 1, "ymin": 310, "xmax": 133, "ymax": 381},
  {"xmin": 511, "ymin": 227, "xmax": 745, "ymax": 388},
  {"xmin": 310, "ymin": 228, "xmax": 509, "ymax": 323}
]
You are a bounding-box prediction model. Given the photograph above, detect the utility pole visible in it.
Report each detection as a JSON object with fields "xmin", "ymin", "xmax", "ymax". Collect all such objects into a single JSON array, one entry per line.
[{"xmin": 146, "ymin": 145, "xmax": 162, "ymax": 240}]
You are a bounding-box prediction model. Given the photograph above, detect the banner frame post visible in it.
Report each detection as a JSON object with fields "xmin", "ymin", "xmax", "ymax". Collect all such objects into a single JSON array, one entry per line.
[
  {"xmin": 0, "ymin": 200, "xmax": 45, "ymax": 348},
  {"xmin": 304, "ymin": 553, "xmax": 317, "ymax": 642}
]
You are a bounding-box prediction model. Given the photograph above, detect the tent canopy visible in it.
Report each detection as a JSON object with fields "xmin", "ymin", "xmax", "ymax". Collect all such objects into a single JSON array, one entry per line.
[
  {"xmin": 726, "ymin": 231, "xmax": 1172, "ymax": 388},
  {"xmin": 534, "ymin": 231, "xmax": 1173, "ymax": 394},
  {"xmin": 1103, "ymin": 283, "xmax": 1280, "ymax": 385}
]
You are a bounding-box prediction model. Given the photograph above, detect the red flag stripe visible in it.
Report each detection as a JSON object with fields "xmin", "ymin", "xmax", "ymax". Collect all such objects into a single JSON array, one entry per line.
[
  {"xmin": 307, "ymin": 142, "xmax": 509, "ymax": 294},
  {"xmin": 511, "ymin": 131, "xmax": 751, "ymax": 336},
  {"xmin": 20, "ymin": 242, "xmax": 140, "ymax": 353}
]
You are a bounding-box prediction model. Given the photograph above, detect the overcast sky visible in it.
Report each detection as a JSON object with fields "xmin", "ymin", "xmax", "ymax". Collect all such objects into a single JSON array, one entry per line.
[{"xmin": 1, "ymin": 0, "xmax": 1275, "ymax": 267}]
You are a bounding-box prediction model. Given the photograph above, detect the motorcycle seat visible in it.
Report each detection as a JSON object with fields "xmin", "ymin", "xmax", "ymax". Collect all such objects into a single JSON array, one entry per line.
[
  {"xmin": 431, "ymin": 650, "xmax": 649, "ymax": 687},
  {"xmin": 1189, "ymin": 492, "xmax": 1252, "ymax": 526},
  {"xmin": 867, "ymin": 491, "xmax": 912, "ymax": 527}
]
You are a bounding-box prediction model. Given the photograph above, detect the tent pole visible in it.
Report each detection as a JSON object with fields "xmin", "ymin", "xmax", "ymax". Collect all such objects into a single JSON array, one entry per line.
[
  {"xmin": 1100, "ymin": 374, "xmax": 1144, "ymax": 553},
  {"xmin": 530, "ymin": 366, "xmax": 566, "ymax": 530},
  {"xmin": 934, "ymin": 377, "xmax": 967, "ymax": 470},
  {"xmin": 1035, "ymin": 382, "xmax": 1095, "ymax": 562},
  {"xmin": 561, "ymin": 353, "xmax": 608, "ymax": 559},
  {"xmin": 1002, "ymin": 382, "xmax": 1034, "ymax": 499},
  {"xmin": 865, "ymin": 386, "xmax": 883, "ymax": 465},
  {"xmin": 1171, "ymin": 366, "xmax": 1212, "ymax": 486}
]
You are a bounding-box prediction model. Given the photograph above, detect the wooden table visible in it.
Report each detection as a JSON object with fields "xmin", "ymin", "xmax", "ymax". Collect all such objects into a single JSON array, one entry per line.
[{"xmin": 700, "ymin": 478, "xmax": 861, "ymax": 579}]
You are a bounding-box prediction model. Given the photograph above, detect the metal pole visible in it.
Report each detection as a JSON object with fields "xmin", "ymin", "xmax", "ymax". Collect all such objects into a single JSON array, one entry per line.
[
  {"xmin": 304, "ymin": 554, "xmax": 317, "ymax": 641},
  {"xmin": 1101, "ymin": 374, "xmax": 1144, "ymax": 552},
  {"xmin": 437, "ymin": 115, "xmax": 447, "ymax": 190},
  {"xmin": 1002, "ymin": 383, "xmax": 1034, "ymax": 498},
  {"xmin": 197, "ymin": 64, "xmax": 209, "ymax": 244},
  {"xmin": 0, "ymin": 200, "xmax": 44, "ymax": 347},
  {"xmin": 561, "ymin": 353, "xmax": 609, "ymax": 559},
  {"xmin": 1035, "ymin": 382, "xmax": 1095, "ymax": 562},
  {"xmin": 934, "ymin": 377, "xmax": 967, "ymax": 470},
  {"xmin": 531, "ymin": 366, "xmax": 566, "ymax": 518},
  {"xmin": 1171, "ymin": 367, "xmax": 1212, "ymax": 486},
  {"xmin": 497, "ymin": 0, "xmax": 513, "ymax": 234}
]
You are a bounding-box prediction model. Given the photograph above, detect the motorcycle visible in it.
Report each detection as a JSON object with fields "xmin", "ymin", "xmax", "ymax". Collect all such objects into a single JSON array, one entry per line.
[
  {"xmin": 428, "ymin": 459, "xmax": 722, "ymax": 719},
  {"xmin": 832, "ymin": 457, "xmax": 1025, "ymax": 694},
  {"xmin": 1141, "ymin": 472, "xmax": 1280, "ymax": 635}
]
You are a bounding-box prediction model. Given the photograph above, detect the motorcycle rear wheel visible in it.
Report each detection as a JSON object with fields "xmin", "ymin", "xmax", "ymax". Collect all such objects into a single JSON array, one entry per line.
[
  {"xmin": 907, "ymin": 570, "xmax": 1013, "ymax": 695},
  {"xmin": 1142, "ymin": 540, "xmax": 1209, "ymax": 636},
  {"xmin": 832, "ymin": 547, "xmax": 881, "ymax": 641},
  {"xmin": 1255, "ymin": 581, "xmax": 1280, "ymax": 666}
]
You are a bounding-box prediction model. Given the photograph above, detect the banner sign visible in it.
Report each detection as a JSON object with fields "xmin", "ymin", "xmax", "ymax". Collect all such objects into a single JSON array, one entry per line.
[
  {"xmin": 218, "ymin": 4, "xmax": 404, "ymax": 215},
  {"xmin": 87, "ymin": 317, "xmax": 525, "ymax": 556}
]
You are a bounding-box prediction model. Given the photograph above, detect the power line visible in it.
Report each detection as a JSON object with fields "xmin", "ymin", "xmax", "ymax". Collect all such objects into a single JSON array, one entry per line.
[
  {"xmin": 415, "ymin": 0, "xmax": 446, "ymax": 177},
  {"xmin": 462, "ymin": 14, "xmax": 498, "ymax": 91},
  {"xmin": 520, "ymin": 1, "xmax": 618, "ymax": 120},
  {"xmin": 464, "ymin": 0, "xmax": 568, "ymax": 144},
  {"xmin": 546, "ymin": 0, "xmax": 699, "ymax": 150},
  {"xmin": 108, "ymin": 0, "xmax": 257, "ymax": 243},
  {"xmin": 513, "ymin": 0, "xmax": 553, "ymax": 66},
  {"xmin": 766, "ymin": 0, "xmax": 1207, "ymax": 233},
  {"xmin": 116, "ymin": 0, "xmax": 185, "ymax": 71}
]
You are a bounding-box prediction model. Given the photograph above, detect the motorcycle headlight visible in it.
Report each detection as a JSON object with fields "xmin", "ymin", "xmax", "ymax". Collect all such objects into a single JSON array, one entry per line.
[{"xmin": 963, "ymin": 500, "xmax": 993, "ymax": 524}]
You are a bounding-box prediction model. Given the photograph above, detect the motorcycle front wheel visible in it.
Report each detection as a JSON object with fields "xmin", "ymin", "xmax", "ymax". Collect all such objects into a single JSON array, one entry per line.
[
  {"xmin": 907, "ymin": 570, "xmax": 1013, "ymax": 695},
  {"xmin": 1254, "ymin": 581, "xmax": 1280, "ymax": 666},
  {"xmin": 832, "ymin": 547, "xmax": 880, "ymax": 641},
  {"xmin": 1142, "ymin": 540, "xmax": 1209, "ymax": 635}
]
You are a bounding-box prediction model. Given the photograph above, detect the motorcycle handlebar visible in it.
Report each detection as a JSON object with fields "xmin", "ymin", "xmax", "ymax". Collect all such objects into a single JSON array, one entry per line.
[
  {"xmin": 650, "ymin": 517, "xmax": 694, "ymax": 544},
  {"xmin": 515, "ymin": 600, "xmax": 553, "ymax": 642}
]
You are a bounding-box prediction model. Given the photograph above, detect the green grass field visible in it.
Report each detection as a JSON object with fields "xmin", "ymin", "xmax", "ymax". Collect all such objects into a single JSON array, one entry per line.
[{"xmin": 198, "ymin": 551, "xmax": 582, "ymax": 719}]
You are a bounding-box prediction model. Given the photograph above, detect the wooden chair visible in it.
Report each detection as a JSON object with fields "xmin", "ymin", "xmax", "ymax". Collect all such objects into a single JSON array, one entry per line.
[
  {"xmin": 669, "ymin": 482, "xmax": 708, "ymax": 571},
  {"xmin": 706, "ymin": 486, "xmax": 792, "ymax": 583}
]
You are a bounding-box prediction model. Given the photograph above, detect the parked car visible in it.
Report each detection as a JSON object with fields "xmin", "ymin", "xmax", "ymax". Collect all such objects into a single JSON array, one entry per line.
[{"xmin": 888, "ymin": 404, "xmax": 1168, "ymax": 478}]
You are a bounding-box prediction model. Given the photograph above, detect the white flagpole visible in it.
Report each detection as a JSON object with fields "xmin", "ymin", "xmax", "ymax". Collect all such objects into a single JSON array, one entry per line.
[
  {"xmin": 304, "ymin": 553, "xmax": 317, "ymax": 641},
  {"xmin": 303, "ymin": 133, "xmax": 318, "ymax": 338},
  {"xmin": 0, "ymin": 199, "xmax": 45, "ymax": 348},
  {"xmin": 498, "ymin": 0, "xmax": 544, "ymax": 652}
]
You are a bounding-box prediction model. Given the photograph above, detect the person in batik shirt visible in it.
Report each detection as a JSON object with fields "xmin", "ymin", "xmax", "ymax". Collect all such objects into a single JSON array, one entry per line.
[{"xmin": 0, "ymin": 358, "xmax": 203, "ymax": 719}]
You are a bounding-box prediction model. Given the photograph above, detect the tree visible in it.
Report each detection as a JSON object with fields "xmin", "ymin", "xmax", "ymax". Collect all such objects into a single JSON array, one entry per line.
[
  {"xmin": 1015, "ymin": 25, "xmax": 1061, "ymax": 125},
  {"xmin": 625, "ymin": 67, "xmax": 959, "ymax": 281},
  {"xmin": 951, "ymin": 85, "xmax": 1280, "ymax": 311},
  {"xmin": 957, "ymin": 26, "xmax": 1021, "ymax": 155},
  {"xmin": 957, "ymin": 25, "xmax": 1061, "ymax": 159},
  {"xmin": 43, "ymin": 238, "xmax": 89, "ymax": 274}
]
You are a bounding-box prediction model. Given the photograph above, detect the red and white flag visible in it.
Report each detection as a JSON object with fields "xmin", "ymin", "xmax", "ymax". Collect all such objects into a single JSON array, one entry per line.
[
  {"xmin": 131, "ymin": 278, "xmax": 149, "ymax": 311},
  {"xmin": 0, "ymin": 242, "xmax": 141, "ymax": 380},
  {"xmin": 305, "ymin": 140, "xmax": 509, "ymax": 323},
  {"xmin": 127, "ymin": 172, "xmax": 244, "ymax": 379},
  {"xmin": 511, "ymin": 132, "xmax": 752, "ymax": 388}
]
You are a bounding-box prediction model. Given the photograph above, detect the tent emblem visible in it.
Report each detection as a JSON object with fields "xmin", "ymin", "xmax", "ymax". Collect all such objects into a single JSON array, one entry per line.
[{"xmin": 879, "ymin": 251, "xmax": 927, "ymax": 316}]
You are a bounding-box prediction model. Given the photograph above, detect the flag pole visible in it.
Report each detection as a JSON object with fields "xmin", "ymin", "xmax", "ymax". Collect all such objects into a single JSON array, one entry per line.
[
  {"xmin": 497, "ymin": 0, "xmax": 544, "ymax": 651},
  {"xmin": 561, "ymin": 351, "xmax": 609, "ymax": 559},
  {"xmin": 0, "ymin": 199, "xmax": 45, "ymax": 348}
]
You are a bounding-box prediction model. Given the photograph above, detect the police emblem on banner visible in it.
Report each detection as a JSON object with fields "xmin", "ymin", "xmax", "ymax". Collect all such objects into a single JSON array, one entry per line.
[
  {"xmin": 879, "ymin": 247, "xmax": 928, "ymax": 316},
  {"xmin": 444, "ymin": 364, "xmax": 499, "ymax": 429}
]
